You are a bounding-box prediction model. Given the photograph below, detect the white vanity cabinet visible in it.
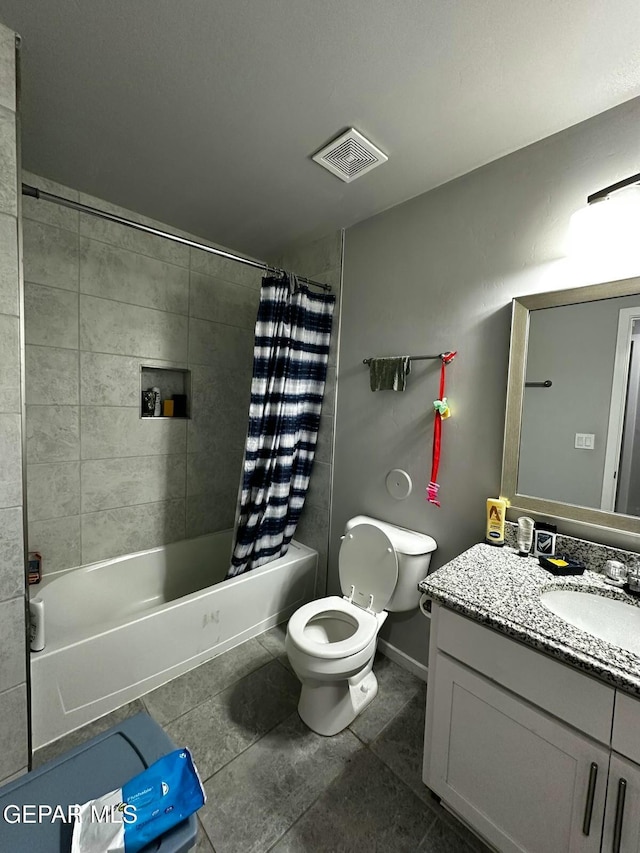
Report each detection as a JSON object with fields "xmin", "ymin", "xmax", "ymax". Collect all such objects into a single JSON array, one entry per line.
[
  {"xmin": 602, "ymin": 754, "xmax": 640, "ymax": 853},
  {"xmin": 427, "ymin": 653, "xmax": 608, "ymax": 852},
  {"xmin": 424, "ymin": 603, "xmax": 640, "ymax": 853},
  {"xmin": 604, "ymin": 692, "xmax": 640, "ymax": 853}
]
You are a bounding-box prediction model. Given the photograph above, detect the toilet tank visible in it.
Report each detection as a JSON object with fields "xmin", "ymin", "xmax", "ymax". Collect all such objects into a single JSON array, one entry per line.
[{"xmin": 344, "ymin": 515, "xmax": 437, "ymax": 612}]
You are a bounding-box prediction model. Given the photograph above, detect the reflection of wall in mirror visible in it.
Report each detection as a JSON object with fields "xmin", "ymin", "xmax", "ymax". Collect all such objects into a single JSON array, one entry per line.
[
  {"xmin": 617, "ymin": 323, "xmax": 640, "ymax": 515},
  {"xmin": 518, "ymin": 294, "xmax": 640, "ymax": 511}
]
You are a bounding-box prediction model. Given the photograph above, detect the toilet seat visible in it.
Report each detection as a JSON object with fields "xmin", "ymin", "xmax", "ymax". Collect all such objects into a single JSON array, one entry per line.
[{"xmin": 287, "ymin": 596, "xmax": 378, "ymax": 660}]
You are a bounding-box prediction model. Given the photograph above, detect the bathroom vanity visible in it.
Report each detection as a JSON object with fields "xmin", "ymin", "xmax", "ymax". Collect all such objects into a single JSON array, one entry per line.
[{"xmin": 420, "ymin": 544, "xmax": 640, "ymax": 853}]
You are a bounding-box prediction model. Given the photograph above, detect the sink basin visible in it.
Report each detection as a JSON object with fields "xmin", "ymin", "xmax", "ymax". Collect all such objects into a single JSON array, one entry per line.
[{"xmin": 540, "ymin": 589, "xmax": 640, "ymax": 655}]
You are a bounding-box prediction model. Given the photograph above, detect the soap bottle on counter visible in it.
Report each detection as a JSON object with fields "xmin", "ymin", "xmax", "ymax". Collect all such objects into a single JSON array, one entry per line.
[{"xmin": 485, "ymin": 497, "xmax": 508, "ymax": 546}]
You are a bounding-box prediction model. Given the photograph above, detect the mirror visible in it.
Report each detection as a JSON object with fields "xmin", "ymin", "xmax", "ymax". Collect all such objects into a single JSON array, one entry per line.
[{"xmin": 501, "ymin": 275, "xmax": 640, "ymax": 536}]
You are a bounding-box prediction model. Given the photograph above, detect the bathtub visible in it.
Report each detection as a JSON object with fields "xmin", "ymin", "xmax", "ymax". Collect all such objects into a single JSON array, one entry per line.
[{"xmin": 30, "ymin": 531, "xmax": 317, "ymax": 749}]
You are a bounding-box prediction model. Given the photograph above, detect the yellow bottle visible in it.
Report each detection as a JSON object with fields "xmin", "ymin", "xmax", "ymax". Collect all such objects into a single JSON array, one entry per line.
[{"xmin": 486, "ymin": 497, "xmax": 508, "ymax": 546}]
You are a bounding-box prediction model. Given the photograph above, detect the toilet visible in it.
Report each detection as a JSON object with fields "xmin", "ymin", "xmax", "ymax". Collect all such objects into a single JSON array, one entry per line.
[{"xmin": 285, "ymin": 515, "xmax": 436, "ymax": 736}]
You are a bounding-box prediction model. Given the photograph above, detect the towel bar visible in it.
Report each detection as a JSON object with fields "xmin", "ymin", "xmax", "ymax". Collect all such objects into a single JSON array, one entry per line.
[{"xmin": 362, "ymin": 352, "xmax": 455, "ymax": 365}]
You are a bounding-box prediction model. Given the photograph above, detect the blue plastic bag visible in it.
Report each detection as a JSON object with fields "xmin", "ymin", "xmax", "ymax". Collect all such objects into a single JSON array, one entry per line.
[{"xmin": 71, "ymin": 747, "xmax": 205, "ymax": 853}]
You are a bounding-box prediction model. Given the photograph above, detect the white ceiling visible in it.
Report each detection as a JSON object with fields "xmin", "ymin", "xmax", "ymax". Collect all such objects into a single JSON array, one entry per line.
[{"xmin": 1, "ymin": 0, "xmax": 639, "ymax": 258}]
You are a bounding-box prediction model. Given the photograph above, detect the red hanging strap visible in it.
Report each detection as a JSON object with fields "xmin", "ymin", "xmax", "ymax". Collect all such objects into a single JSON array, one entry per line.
[{"xmin": 426, "ymin": 351, "xmax": 456, "ymax": 507}]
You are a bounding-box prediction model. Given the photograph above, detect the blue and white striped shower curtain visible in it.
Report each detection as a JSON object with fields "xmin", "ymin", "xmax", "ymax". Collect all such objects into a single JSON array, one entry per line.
[{"xmin": 227, "ymin": 274, "xmax": 335, "ymax": 577}]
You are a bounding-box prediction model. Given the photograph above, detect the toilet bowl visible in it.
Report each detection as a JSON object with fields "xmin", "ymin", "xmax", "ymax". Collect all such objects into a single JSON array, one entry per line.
[{"xmin": 285, "ymin": 515, "xmax": 436, "ymax": 736}]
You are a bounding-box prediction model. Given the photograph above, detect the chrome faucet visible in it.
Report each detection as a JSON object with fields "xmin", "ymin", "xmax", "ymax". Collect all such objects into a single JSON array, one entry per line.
[{"xmin": 627, "ymin": 565, "xmax": 640, "ymax": 593}]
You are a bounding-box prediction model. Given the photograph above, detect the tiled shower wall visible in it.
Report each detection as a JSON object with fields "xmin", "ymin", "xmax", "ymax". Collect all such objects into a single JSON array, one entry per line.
[
  {"xmin": 274, "ymin": 232, "xmax": 342, "ymax": 596},
  {"xmin": 22, "ymin": 172, "xmax": 260, "ymax": 574},
  {"xmin": 0, "ymin": 25, "xmax": 29, "ymax": 784}
]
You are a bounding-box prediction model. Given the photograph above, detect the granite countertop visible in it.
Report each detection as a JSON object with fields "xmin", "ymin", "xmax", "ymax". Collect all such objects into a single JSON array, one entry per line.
[{"xmin": 418, "ymin": 542, "xmax": 640, "ymax": 697}]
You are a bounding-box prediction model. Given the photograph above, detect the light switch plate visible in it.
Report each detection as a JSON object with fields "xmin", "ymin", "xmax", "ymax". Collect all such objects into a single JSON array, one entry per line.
[{"xmin": 575, "ymin": 433, "xmax": 595, "ymax": 450}]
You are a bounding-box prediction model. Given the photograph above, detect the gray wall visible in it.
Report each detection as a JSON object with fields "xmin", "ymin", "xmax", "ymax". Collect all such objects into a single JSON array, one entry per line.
[
  {"xmin": 0, "ymin": 23, "xmax": 28, "ymax": 784},
  {"xmin": 332, "ymin": 96, "xmax": 640, "ymax": 668},
  {"xmin": 274, "ymin": 232, "xmax": 342, "ymax": 596},
  {"xmin": 519, "ymin": 295, "xmax": 640, "ymax": 508},
  {"xmin": 23, "ymin": 173, "xmax": 260, "ymax": 572}
]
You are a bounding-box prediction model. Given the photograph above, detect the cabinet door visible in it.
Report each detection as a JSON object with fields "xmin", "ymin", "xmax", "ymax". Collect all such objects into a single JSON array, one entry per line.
[
  {"xmin": 425, "ymin": 653, "xmax": 609, "ymax": 853},
  {"xmin": 602, "ymin": 753, "xmax": 640, "ymax": 853}
]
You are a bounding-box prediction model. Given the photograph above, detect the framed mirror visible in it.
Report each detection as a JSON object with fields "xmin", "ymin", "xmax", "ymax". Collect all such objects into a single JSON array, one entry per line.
[{"xmin": 501, "ymin": 274, "xmax": 640, "ymax": 536}]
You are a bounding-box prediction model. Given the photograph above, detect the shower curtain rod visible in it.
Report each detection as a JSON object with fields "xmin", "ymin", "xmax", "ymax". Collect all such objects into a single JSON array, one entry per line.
[{"xmin": 21, "ymin": 184, "xmax": 332, "ymax": 292}]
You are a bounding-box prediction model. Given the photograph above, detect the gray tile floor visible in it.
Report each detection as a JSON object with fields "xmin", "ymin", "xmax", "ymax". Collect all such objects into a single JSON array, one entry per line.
[{"xmin": 34, "ymin": 625, "xmax": 492, "ymax": 853}]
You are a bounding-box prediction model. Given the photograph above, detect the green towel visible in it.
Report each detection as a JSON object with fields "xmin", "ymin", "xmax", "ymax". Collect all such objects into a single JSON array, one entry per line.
[{"xmin": 369, "ymin": 357, "xmax": 411, "ymax": 391}]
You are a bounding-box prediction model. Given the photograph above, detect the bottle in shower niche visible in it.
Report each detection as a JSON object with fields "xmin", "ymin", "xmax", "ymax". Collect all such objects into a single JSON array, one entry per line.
[
  {"xmin": 30, "ymin": 597, "xmax": 45, "ymax": 652},
  {"xmin": 141, "ymin": 389, "xmax": 156, "ymax": 417},
  {"xmin": 152, "ymin": 386, "xmax": 161, "ymax": 417}
]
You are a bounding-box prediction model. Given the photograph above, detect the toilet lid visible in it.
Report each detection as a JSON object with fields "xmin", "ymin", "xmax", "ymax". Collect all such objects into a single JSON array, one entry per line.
[{"xmin": 339, "ymin": 523, "xmax": 398, "ymax": 613}]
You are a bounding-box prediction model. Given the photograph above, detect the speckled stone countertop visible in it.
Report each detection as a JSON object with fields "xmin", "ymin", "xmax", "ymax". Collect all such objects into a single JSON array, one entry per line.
[{"xmin": 418, "ymin": 543, "xmax": 640, "ymax": 698}]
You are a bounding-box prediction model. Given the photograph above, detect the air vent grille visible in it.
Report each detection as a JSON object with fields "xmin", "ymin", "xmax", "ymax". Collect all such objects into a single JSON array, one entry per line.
[{"xmin": 312, "ymin": 128, "xmax": 388, "ymax": 183}]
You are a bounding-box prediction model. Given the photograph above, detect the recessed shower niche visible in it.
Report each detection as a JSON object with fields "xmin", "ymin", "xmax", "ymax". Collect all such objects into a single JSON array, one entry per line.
[{"xmin": 140, "ymin": 365, "xmax": 191, "ymax": 419}]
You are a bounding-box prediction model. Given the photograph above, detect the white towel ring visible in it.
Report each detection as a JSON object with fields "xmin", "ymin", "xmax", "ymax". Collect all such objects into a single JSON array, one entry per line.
[{"xmin": 419, "ymin": 593, "xmax": 431, "ymax": 618}]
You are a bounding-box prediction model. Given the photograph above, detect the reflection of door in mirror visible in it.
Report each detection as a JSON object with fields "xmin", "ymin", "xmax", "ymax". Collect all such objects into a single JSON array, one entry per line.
[
  {"xmin": 518, "ymin": 295, "xmax": 640, "ymax": 516},
  {"xmin": 602, "ymin": 312, "xmax": 640, "ymax": 514}
]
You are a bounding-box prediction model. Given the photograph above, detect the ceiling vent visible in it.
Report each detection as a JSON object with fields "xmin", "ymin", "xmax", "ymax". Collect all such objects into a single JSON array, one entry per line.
[{"xmin": 312, "ymin": 128, "xmax": 388, "ymax": 183}]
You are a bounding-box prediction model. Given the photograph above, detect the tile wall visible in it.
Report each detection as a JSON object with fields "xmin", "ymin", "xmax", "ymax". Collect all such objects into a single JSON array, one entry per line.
[
  {"xmin": 0, "ymin": 23, "xmax": 29, "ymax": 784},
  {"xmin": 274, "ymin": 232, "xmax": 343, "ymax": 596},
  {"xmin": 22, "ymin": 173, "xmax": 261, "ymax": 573}
]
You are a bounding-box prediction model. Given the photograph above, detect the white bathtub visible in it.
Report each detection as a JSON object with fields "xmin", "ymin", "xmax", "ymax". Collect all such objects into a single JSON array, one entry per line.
[{"xmin": 30, "ymin": 531, "xmax": 317, "ymax": 749}]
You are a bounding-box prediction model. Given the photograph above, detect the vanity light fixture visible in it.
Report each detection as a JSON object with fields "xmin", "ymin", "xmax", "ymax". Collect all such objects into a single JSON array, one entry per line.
[
  {"xmin": 569, "ymin": 172, "xmax": 640, "ymax": 280},
  {"xmin": 587, "ymin": 171, "xmax": 640, "ymax": 204}
]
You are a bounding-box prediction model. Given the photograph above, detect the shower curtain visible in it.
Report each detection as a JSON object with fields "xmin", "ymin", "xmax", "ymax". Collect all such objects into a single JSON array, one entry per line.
[{"xmin": 228, "ymin": 273, "xmax": 335, "ymax": 577}]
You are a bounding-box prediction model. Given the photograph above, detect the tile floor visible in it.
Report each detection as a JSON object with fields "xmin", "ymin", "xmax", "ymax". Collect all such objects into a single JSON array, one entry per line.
[{"xmin": 34, "ymin": 625, "xmax": 492, "ymax": 852}]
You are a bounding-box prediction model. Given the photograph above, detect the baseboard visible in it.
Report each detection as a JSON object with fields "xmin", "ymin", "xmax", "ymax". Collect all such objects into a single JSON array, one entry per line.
[{"xmin": 377, "ymin": 638, "xmax": 429, "ymax": 682}]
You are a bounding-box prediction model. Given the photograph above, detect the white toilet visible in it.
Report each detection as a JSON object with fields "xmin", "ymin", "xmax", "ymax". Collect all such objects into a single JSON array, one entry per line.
[{"xmin": 285, "ymin": 515, "xmax": 436, "ymax": 736}]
